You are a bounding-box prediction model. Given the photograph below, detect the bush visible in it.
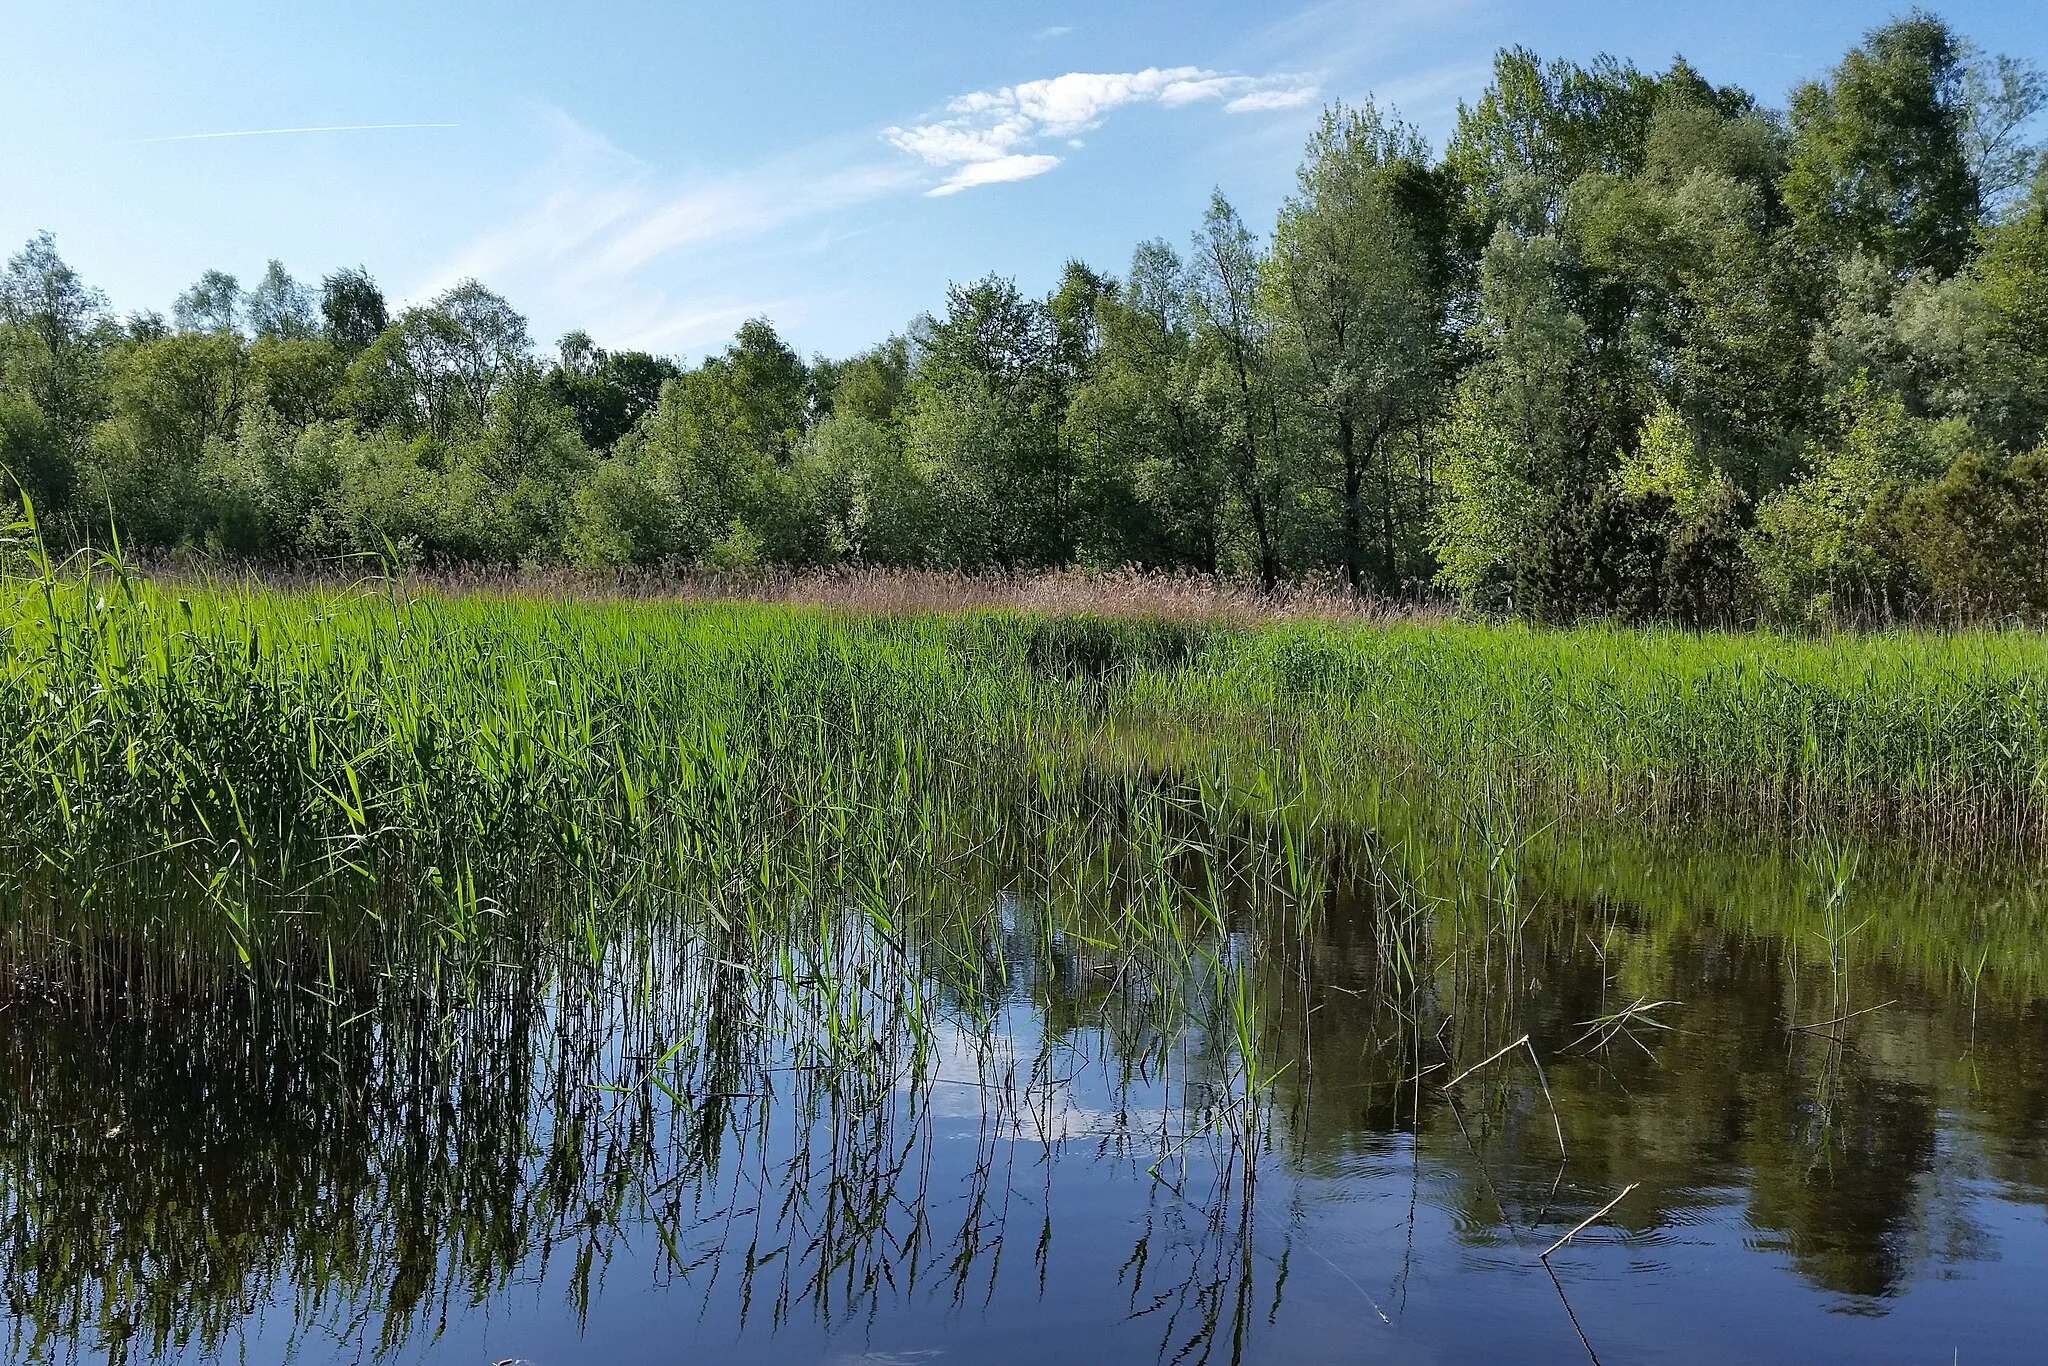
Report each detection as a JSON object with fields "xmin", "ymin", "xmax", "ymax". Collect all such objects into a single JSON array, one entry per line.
[
  {"xmin": 1511, "ymin": 486, "xmax": 1673, "ymax": 623},
  {"xmin": 1662, "ymin": 479, "xmax": 1755, "ymax": 627},
  {"xmin": 1891, "ymin": 444, "xmax": 2048, "ymax": 619},
  {"xmin": 1746, "ymin": 384, "xmax": 1952, "ymax": 623}
]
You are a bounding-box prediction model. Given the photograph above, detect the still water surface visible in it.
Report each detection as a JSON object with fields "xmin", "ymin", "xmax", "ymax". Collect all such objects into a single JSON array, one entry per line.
[{"xmin": 7, "ymin": 814, "xmax": 2048, "ymax": 1365}]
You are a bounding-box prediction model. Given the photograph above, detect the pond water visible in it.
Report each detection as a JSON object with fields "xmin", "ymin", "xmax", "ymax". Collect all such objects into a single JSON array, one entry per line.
[{"xmin": 7, "ymin": 807, "xmax": 2048, "ymax": 1365}]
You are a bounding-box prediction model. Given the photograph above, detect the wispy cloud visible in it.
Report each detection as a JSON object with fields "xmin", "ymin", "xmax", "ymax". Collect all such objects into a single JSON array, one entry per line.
[
  {"xmin": 1224, "ymin": 87, "xmax": 1318, "ymax": 113},
  {"xmin": 1033, "ymin": 25, "xmax": 1072, "ymax": 40},
  {"xmin": 127, "ymin": 122, "xmax": 458, "ymax": 145},
  {"xmin": 885, "ymin": 65, "xmax": 1317, "ymax": 195},
  {"xmin": 929, "ymin": 154, "xmax": 1063, "ymax": 196},
  {"xmin": 428, "ymin": 111, "xmax": 916, "ymax": 352}
]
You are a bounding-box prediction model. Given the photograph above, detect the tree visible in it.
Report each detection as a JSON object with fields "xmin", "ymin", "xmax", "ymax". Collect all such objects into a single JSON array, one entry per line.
[
  {"xmin": 1189, "ymin": 195, "xmax": 1285, "ymax": 589},
  {"xmin": 798, "ymin": 411, "xmax": 929, "ymax": 565},
  {"xmin": 247, "ymin": 335, "xmax": 343, "ymax": 429},
  {"xmin": 1067, "ymin": 240, "xmax": 1228, "ymax": 572},
  {"xmin": 321, "ymin": 268, "xmax": 388, "ymax": 355},
  {"xmin": 1783, "ymin": 12, "xmax": 1981, "ymax": 276},
  {"xmin": 901, "ymin": 277, "xmax": 1067, "ymax": 568},
  {"xmin": 1961, "ymin": 48, "xmax": 2048, "ymax": 216},
  {"xmin": 246, "ymin": 261, "xmax": 318, "ymax": 340},
  {"xmin": 1269, "ymin": 101, "xmax": 1446, "ymax": 591},
  {"xmin": 89, "ymin": 330, "xmax": 249, "ymax": 546},
  {"xmin": 820, "ymin": 337, "xmax": 911, "ymax": 426},
  {"xmin": 173, "ymin": 270, "xmax": 244, "ymax": 335},
  {"xmin": 439, "ymin": 363, "xmax": 592, "ymax": 561},
  {"xmin": 1747, "ymin": 383, "xmax": 1957, "ymax": 622},
  {"xmin": 1446, "ymin": 47, "xmax": 1662, "ymax": 233},
  {"xmin": 0, "ymin": 233, "xmax": 110, "ymax": 521},
  {"xmin": 1431, "ymin": 227, "xmax": 1597, "ymax": 602},
  {"xmin": 1892, "ymin": 442, "xmax": 2048, "ymax": 617},
  {"xmin": 340, "ymin": 282, "xmax": 530, "ymax": 439},
  {"xmin": 544, "ymin": 331, "xmax": 679, "ymax": 452},
  {"xmin": 1578, "ymin": 86, "xmax": 1817, "ymax": 494},
  {"xmin": 609, "ymin": 319, "xmax": 822, "ymax": 566}
]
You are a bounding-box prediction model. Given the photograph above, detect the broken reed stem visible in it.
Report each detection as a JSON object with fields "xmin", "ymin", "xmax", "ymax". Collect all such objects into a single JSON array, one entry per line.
[
  {"xmin": 1790, "ymin": 999, "xmax": 1897, "ymax": 1032},
  {"xmin": 1539, "ymin": 1183, "xmax": 1640, "ymax": 1261},
  {"xmin": 1444, "ymin": 1033, "xmax": 1568, "ymax": 1158}
]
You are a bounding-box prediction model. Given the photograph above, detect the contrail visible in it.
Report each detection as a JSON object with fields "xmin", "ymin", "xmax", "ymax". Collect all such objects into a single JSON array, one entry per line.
[{"xmin": 127, "ymin": 122, "xmax": 458, "ymax": 145}]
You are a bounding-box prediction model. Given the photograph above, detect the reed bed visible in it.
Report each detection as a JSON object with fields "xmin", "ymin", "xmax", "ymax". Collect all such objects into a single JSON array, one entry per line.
[
  {"xmin": 6, "ymin": 524, "xmax": 2048, "ymax": 996},
  {"xmin": 139, "ymin": 558, "xmax": 1449, "ymax": 626}
]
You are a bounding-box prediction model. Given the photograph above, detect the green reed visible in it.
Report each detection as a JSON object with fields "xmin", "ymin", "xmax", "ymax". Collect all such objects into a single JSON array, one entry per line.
[{"xmin": 5, "ymin": 504, "xmax": 2048, "ymax": 996}]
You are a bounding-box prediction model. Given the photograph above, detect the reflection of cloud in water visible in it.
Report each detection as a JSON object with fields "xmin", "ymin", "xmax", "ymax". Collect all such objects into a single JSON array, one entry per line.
[{"xmin": 914, "ymin": 1016, "xmax": 1176, "ymax": 1141}]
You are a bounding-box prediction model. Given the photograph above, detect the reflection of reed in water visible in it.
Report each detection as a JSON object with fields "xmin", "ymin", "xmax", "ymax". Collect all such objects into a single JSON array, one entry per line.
[{"xmin": 4, "ymin": 722, "xmax": 2048, "ymax": 1360}]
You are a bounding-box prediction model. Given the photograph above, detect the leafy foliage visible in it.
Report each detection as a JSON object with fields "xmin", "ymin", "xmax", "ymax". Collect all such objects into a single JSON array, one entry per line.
[{"xmin": 0, "ymin": 12, "xmax": 2043, "ymax": 622}]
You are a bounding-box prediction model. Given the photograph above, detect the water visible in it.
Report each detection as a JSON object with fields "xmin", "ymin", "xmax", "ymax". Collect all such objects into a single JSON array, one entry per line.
[{"xmin": 7, "ymin": 809, "xmax": 2048, "ymax": 1365}]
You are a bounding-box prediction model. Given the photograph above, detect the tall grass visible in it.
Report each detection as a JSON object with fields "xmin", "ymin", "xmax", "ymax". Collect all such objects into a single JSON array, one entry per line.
[{"xmin": 6, "ymin": 520, "xmax": 2048, "ymax": 992}]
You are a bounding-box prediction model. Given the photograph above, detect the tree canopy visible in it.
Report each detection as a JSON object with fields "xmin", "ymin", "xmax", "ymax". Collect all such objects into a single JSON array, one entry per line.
[{"xmin": 2, "ymin": 11, "xmax": 2043, "ymax": 624}]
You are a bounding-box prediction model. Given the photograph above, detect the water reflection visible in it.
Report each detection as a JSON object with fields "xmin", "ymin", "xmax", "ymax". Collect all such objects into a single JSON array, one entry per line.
[{"xmin": 6, "ymin": 804, "xmax": 2048, "ymax": 1364}]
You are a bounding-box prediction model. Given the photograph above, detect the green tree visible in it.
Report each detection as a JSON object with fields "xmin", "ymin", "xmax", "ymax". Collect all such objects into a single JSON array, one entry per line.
[
  {"xmin": 798, "ymin": 411, "xmax": 929, "ymax": 565},
  {"xmin": 1430, "ymin": 228, "xmax": 1597, "ymax": 602},
  {"xmin": 320, "ymin": 268, "xmax": 388, "ymax": 356},
  {"xmin": 439, "ymin": 363, "xmax": 592, "ymax": 561},
  {"xmin": 819, "ymin": 337, "xmax": 911, "ymax": 426},
  {"xmin": 1747, "ymin": 383, "xmax": 1959, "ymax": 622},
  {"xmin": 89, "ymin": 330, "xmax": 249, "ymax": 546},
  {"xmin": 1188, "ymin": 195, "xmax": 1287, "ymax": 589},
  {"xmin": 901, "ymin": 277, "xmax": 1068, "ymax": 568},
  {"xmin": 1446, "ymin": 47, "xmax": 1662, "ymax": 232},
  {"xmin": 246, "ymin": 261, "xmax": 318, "ymax": 340},
  {"xmin": 1892, "ymin": 442, "xmax": 2048, "ymax": 617},
  {"xmin": 607, "ymin": 319, "xmax": 822, "ymax": 566},
  {"xmin": 340, "ymin": 282, "xmax": 530, "ymax": 439},
  {"xmin": 1067, "ymin": 240, "xmax": 1228, "ymax": 572},
  {"xmin": 1961, "ymin": 48, "xmax": 2048, "ymax": 216},
  {"xmin": 247, "ymin": 336, "xmax": 344, "ymax": 429},
  {"xmin": 0, "ymin": 233, "xmax": 110, "ymax": 524},
  {"xmin": 1783, "ymin": 12, "xmax": 1980, "ymax": 276},
  {"xmin": 1269, "ymin": 101, "xmax": 1447, "ymax": 591},
  {"xmin": 544, "ymin": 331, "xmax": 680, "ymax": 452},
  {"xmin": 173, "ymin": 269, "xmax": 244, "ymax": 335}
]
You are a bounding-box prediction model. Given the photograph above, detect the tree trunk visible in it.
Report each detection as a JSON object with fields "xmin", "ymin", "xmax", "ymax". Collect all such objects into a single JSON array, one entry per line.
[
  {"xmin": 1247, "ymin": 479, "xmax": 1278, "ymax": 592},
  {"xmin": 1338, "ymin": 410, "xmax": 1362, "ymax": 595}
]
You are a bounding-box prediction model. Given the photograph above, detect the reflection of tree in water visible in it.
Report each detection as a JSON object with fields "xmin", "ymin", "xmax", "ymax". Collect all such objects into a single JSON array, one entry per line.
[
  {"xmin": 8, "ymin": 797, "xmax": 2048, "ymax": 1360},
  {"xmin": 1252, "ymin": 824, "xmax": 2048, "ymax": 1309}
]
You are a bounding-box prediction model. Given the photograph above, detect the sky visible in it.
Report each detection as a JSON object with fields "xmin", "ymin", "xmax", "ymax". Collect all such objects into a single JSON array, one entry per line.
[{"xmin": 1, "ymin": 1, "xmax": 2041, "ymax": 362}]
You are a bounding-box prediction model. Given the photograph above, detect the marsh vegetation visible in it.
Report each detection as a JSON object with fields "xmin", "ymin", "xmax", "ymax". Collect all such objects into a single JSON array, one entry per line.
[{"xmin": 6, "ymin": 521, "xmax": 2048, "ymax": 1361}]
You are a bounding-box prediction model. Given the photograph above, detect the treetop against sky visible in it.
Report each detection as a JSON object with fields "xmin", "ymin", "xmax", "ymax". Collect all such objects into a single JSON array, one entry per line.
[{"xmin": 3, "ymin": 0, "xmax": 2039, "ymax": 360}]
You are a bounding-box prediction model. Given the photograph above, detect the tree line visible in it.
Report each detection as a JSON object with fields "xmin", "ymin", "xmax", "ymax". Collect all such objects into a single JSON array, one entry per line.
[{"xmin": 4, "ymin": 11, "xmax": 2046, "ymax": 624}]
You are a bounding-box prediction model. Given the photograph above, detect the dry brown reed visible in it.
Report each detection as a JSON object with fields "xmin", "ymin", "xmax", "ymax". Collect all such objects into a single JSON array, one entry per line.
[{"xmin": 135, "ymin": 555, "xmax": 1455, "ymax": 624}]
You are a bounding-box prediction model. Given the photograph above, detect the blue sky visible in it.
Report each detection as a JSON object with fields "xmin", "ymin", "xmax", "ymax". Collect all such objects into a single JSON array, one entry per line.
[{"xmin": 2, "ymin": 1, "xmax": 2040, "ymax": 361}]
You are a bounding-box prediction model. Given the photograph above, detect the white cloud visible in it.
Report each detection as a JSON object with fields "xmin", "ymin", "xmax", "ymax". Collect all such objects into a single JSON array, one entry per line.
[
  {"xmin": 1225, "ymin": 87, "xmax": 1319, "ymax": 113},
  {"xmin": 928, "ymin": 154, "xmax": 1063, "ymax": 197},
  {"xmin": 884, "ymin": 65, "xmax": 1317, "ymax": 193},
  {"xmin": 1033, "ymin": 25, "xmax": 1072, "ymax": 40}
]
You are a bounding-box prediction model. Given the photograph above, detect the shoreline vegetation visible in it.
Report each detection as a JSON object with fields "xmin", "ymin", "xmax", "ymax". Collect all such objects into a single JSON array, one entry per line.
[
  {"xmin": 2, "ymin": 13, "xmax": 2045, "ymax": 631},
  {"xmin": 7, "ymin": 533, "xmax": 2048, "ymax": 995}
]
